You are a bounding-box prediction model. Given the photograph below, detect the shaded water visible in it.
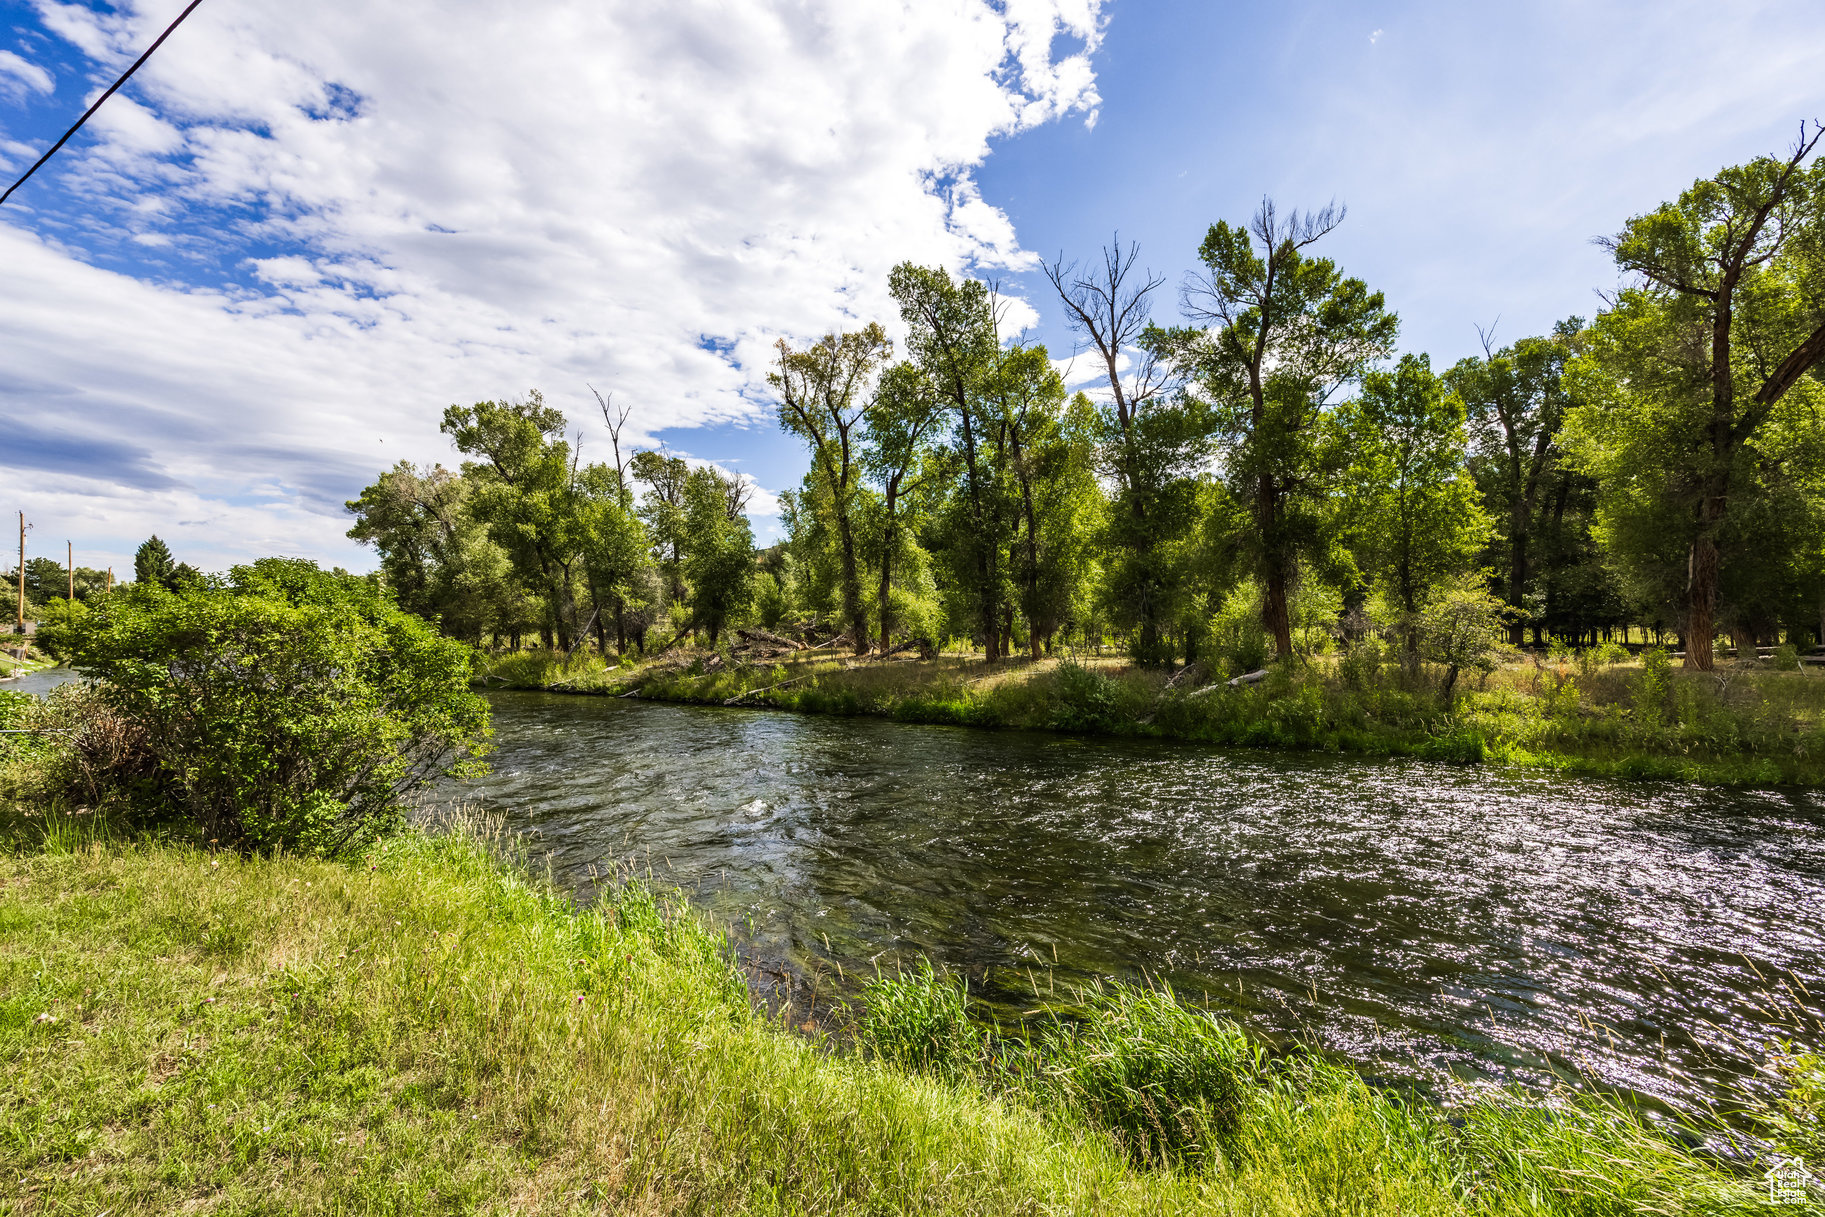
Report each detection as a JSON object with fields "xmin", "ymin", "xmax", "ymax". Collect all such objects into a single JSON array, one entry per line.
[{"xmin": 485, "ymin": 692, "xmax": 1822, "ymax": 1110}]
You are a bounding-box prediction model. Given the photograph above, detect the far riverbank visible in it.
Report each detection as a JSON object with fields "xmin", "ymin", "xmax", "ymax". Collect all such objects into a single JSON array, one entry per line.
[{"xmin": 474, "ymin": 646, "xmax": 1825, "ymax": 787}]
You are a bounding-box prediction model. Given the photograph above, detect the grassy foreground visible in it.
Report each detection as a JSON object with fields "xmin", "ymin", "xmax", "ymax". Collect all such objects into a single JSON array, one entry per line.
[
  {"xmin": 478, "ymin": 645, "xmax": 1825, "ymax": 787},
  {"xmin": 2, "ymin": 817, "xmax": 1814, "ymax": 1215}
]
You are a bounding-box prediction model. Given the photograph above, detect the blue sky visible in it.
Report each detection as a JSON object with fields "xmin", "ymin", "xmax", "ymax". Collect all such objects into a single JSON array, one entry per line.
[{"xmin": 3, "ymin": 0, "xmax": 1822, "ymax": 572}]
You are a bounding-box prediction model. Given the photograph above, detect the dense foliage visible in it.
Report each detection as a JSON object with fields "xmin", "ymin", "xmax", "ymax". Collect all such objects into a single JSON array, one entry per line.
[
  {"xmin": 344, "ymin": 132, "xmax": 1825, "ymax": 675},
  {"xmin": 33, "ymin": 559, "xmax": 489, "ymax": 853}
]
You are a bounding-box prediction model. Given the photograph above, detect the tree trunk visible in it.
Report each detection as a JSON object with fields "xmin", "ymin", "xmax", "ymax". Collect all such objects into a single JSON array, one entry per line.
[
  {"xmin": 1507, "ymin": 515, "xmax": 1528, "ymax": 647},
  {"xmin": 837, "ymin": 514, "xmax": 868, "ymax": 657},
  {"xmin": 877, "ymin": 482, "xmax": 899, "ymax": 654},
  {"xmin": 1686, "ymin": 532, "xmax": 1718, "ymax": 670},
  {"xmin": 1264, "ymin": 562, "xmax": 1294, "ymax": 661},
  {"xmin": 1258, "ymin": 472, "xmax": 1294, "ymax": 659}
]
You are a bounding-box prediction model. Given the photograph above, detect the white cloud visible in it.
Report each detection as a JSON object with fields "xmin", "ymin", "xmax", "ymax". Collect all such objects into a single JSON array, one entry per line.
[
  {"xmin": 0, "ymin": 50, "xmax": 56, "ymax": 103},
  {"xmin": 2, "ymin": 0, "xmax": 1103, "ymax": 573},
  {"xmin": 1368, "ymin": 28, "xmax": 1382, "ymax": 45}
]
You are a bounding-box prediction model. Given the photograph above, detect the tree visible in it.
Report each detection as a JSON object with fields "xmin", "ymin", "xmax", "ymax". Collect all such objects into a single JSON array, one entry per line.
[
  {"xmin": 990, "ymin": 347, "xmax": 1103, "ymax": 658},
  {"xmin": 631, "ymin": 450, "xmax": 691, "ymax": 607},
  {"xmin": 576, "ymin": 462, "xmax": 651, "ymax": 654},
  {"xmin": 441, "ymin": 392, "xmax": 588, "ymax": 650},
  {"xmin": 345, "ymin": 461, "xmax": 513, "ymax": 643},
  {"xmin": 771, "ymin": 324, "xmax": 894, "ymax": 653},
  {"xmin": 681, "ymin": 465, "xmax": 755, "ymax": 645},
  {"xmin": 1419, "ymin": 576, "xmax": 1512, "ymax": 699},
  {"xmin": 1172, "ymin": 200, "xmax": 1399, "ymax": 659},
  {"xmin": 1573, "ymin": 128, "xmax": 1825, "ymax": 669},
  {"xmin": 1448, "ymin": 322, "xmax": 1581, "ymax": 644},
  {"xmin": 861, "ymin": 361, "xmax": 945, "ymax": 652},
  {"xmin": 134, "ymin": 536, "xmax": 176, "ymax": 589},
  {"xmin": 888, "ymin": 263, "xmax": 1015, "ymax": 660},
  {"xmin": 1341, "ymin": 354, "xmax": 1491, "ymax": 660},
  {"xmin": 1046, "ymin": 240, "xmax": 1206, "ymax": 662}
]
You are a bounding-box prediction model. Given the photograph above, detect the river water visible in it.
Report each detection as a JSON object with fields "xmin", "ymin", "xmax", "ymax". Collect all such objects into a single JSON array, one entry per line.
[{"xmin": 469, "ymin": 690, "xmax": 1825, "ymax": 1114}]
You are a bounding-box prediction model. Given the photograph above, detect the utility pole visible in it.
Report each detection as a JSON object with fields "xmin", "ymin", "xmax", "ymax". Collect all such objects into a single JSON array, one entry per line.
[
  {"xmin": 67, "ymin": 541, "xmax": 73, "ymax": 602},
  {"xmin": 15, "ymin": 512, "xmax": 24, "ymax": 632},
  {"xmin": 107, "ymin": 567, "xmax": 113, "ymax": 594}
]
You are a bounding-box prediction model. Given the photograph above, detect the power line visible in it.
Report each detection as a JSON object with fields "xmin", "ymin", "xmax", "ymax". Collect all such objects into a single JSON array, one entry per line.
[{"xmin": 0, "ymin": 0, "xmax": 207, "ymax": 209}]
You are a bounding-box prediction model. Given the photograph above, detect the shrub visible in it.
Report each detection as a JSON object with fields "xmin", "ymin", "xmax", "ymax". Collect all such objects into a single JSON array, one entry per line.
[
  {"xmin": 39, "ymin": 558, "xmax": 490, "ymax": 854},
  {"xmin": 1635, "ymin": 646, "xmax": 1673, "ymax": 731},
  {"xmin": 1337, "ymin": 636, "xmax": 1388, "ymax": 692},
  {"xmin": 1210, "ymin": 585, "xmax": 1271, "ymax": 677},
  {"xmin": 1049, "ymin": 658, "xmax": 1120, "ymax": 733},
  {"xmin": 1774, "ymin": 643, "xmax": 1802, "ymax": 672}
]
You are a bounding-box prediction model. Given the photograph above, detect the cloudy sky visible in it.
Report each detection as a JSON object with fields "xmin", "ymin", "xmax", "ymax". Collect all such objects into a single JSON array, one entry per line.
[{"xmin": 3, "ymin": 0, "xmax": 1822, "ymax": 576}]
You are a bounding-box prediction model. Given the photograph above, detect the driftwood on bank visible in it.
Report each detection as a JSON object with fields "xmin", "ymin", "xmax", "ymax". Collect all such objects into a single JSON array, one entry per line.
[
  {"xmin": 736, "ymin": 628, "xmax": 805, "ymax": 651},
  {"xmin": 1163, "ymin": 662, "xmax": 1206, "ymax": 691},
  {"xmin": 1184, "ymin": 668, "xmax": 1268, "ymax": 699},
  {"xmin": 725, "ymin": 673, "xmax": 816, "ymax": 705}
]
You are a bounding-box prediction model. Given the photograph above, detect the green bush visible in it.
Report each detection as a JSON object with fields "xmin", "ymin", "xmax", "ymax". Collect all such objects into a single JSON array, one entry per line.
[
  {"xmin": 39, "ymin": 559, "xmax": 490, "ymax": 854},
  {"xmin": 1210, "ymin": 586, "xmax": 1272, "ymax": 677},
  {"xmin": 1049, "ymin": 658, "xmax": 1120, "ymax": 733},
  {"xmin": 1634, "ymin": 646, "xmax": 1673, "ymax": 733},
  {"xmin": 1774, "ymin": 643, "xmax": 1802, "ymax": 672}
]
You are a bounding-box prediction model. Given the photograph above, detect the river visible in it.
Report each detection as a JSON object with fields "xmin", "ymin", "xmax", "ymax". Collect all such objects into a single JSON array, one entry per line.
[{"xmin": 470, "ymin": 689, "xmax": 1825, "ymax": 1114}]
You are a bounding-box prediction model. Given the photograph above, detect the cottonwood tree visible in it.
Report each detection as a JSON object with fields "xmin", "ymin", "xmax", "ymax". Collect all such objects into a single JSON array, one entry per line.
[
  {"xmin": 888, "ymin": 263, "xmax": 1016, "ymax": 660},
  {"xmin": 1046, "ymin": 239, "xmax": 1209, "ymax": 663},
  {"xmin": 771, "ymin": 324, "xmax": 894, "ymax": 654},
  {"xmin": 1569, "ymin": 127, "xmax": 1825, "ymax": 668},
  {"xmin": 861, "ymin": 360, "xmax": 945, "ymax": 652},
  {"xmin": 1341, "ymin": 354, "xmax": 1490, "ymax": 661},
  {"xmin": 345, "ymin": 461, "xmax": 514, "ymax": 643},
  {"xmin": 630, "ymin": 450, "xmax": 691, "ymax": 606},
  {"xmin": 1448, "ymin": 322, "xmax": 1580, "ymax": 645},
  {"xmin": 1168, "ymin": 200, "xmax": 1398, "ymax": 660},
  {"xmin": 681, "ymin": 465, "xmax": 755, "ymax": 645},
  {"xmin": 440, "ymin": 392, "xmax": 588, "ymax": 649}
]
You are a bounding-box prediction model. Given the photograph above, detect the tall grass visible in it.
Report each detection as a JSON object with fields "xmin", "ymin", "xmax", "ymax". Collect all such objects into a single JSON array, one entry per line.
[
  {"xmin": 1, "ymin": 811, "xmax": 1816, "ymax": 1212},
  {"xmin": 848, "ymin": 963, "xmax": 1816, "ymax": 1215}
]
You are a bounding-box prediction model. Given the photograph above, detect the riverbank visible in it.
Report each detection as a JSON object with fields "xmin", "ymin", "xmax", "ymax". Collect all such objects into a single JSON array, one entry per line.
[
  {"xmin": 1, "ymin": 815, "xmax": 1809, "ymax": 1215},
  {"xmin": 476, "ymin": 647, "xmax": 1825, "ymax": 787}
]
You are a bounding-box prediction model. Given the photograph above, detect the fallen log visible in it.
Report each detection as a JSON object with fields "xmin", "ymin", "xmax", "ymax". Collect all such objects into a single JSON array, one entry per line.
[
  {"xmin": 1163, "ymin": 662, "xmax": 1205, "ymax": 690},
  {"xmin": 1183, "ymin": 668, "xmax": 1269, "ymax": 699},
  {"xmin": 736, "ymin": 628, "xmax": 805, "ymax": 651},
  {"xmin": 725, "ymin": 673, "xmax": 815, "ymax": 705}
]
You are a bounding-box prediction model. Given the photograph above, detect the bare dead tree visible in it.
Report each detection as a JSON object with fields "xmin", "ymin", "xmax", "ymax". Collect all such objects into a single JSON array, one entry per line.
[
  {"xmin": 1043, "ymin": 236, "xmax": 1168, "ymax": 497},
  {"xmin": 589, "ymin": 384, "xmax": 633, "ymax": 500}
]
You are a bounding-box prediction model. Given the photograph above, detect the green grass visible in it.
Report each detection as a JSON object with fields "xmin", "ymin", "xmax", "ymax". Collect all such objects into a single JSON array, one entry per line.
[
  {"xmin": 2, "ymin": 812, "xmax": 1813, "ymax": 1215},
  {"xmin": 474, "ymin": 646, "xmax": 1825, "ymax": 787}
]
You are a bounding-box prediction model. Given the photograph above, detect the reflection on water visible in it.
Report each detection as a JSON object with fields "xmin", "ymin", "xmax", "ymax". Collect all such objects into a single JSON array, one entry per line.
[
  {"xmin": 468, "ymin": 691, "xmax": 1823, "ymax": 1111},
  {"xmin": 3, "ymin": 667, "xmax": 81, "ymax": 697}
]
